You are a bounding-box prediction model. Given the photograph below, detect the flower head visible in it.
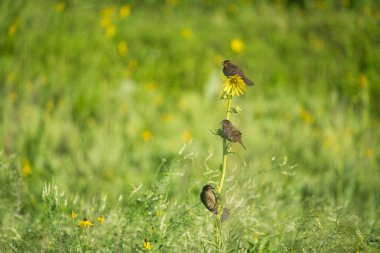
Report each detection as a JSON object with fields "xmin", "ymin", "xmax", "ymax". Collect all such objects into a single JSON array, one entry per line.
[
  {"xmin": 142, "ymin": 130, "xmax": 153, "ymax": 141},
  {"xmin": 119, "ymin": 5, "xmax": 131, "ymax": 18},
  {"xmin": 231, "ymin": 38, "xmax": 245, "ymax": 53},
  {"xmin": 70, "ymin": 210, "xmax": 77, "ymax": 219},
  {"xmin": 22, "ymin": 159, "xmax": 32, "ymax": 177},
  {"xmin": 77, "ymin": 218, "xmax": 93, "ymax": 228},
  {"xmin": 55, "ymin": 1, "xmax": 65, "ymax": 12},
  {"xmin": 144, "ymin": 238, "xmax": 152, "ymax": 250},
  {"xmin": 118, "ymin": 41, "xmax": 128, "ymax": 57},
  {"xmin": 97, "ymin": 215, "xmax": 105, "ymax": 224},
  {"xmin": 223, "ymin": 75, "xmax": 247, "ymax": 97}
]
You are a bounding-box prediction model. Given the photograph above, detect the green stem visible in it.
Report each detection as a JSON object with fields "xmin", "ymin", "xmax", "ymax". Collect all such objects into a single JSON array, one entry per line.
[
  {"xmin": 218, "ymin": 97, "xmax": 232, "ymax": 194},
  {"xmin": 215, "ymin": 97, "xmax": 232, "ymax": 250}
]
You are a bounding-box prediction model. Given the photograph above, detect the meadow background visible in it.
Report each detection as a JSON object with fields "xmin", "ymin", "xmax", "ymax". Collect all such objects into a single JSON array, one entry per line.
[{"xmin": 1, "ymin": 0, "xmax": 380, "ymax": 252}]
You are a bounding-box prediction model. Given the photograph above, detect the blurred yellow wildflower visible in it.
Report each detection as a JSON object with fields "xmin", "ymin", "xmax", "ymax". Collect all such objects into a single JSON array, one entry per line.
[
  {"xmin": 106, "ymin": 25, "xmax": 116, "ymax": 38},
  {"xmin": 119, "ymin": 5, "xmax": 131, "ymax": 18},
  {"xmin": 182, "ymin": 130, "xmax": 192, "ymax": 142},
  {"xmin": 162, "ymin": 113, "xmax": 173, "ymax": 122},
  {"xmin": 7, "ymin": 71, "xmax": 15, "ymax": 83},
  {"xmin": 180, "ymin": 28, "xmax": 193, "ymax": 39},
  {"xmin": 231, "ymin": 38, "xmax": 244, "ymax": 53},
  {"xmin": 142, "ymin": 130, "xmax": 153, "ymax": 141},
  {"xmin": 146, "ymin": 82, "xmax": 157, "ymax": 91},
  {"xmin": 100, "ymin": 17, "xmax": 111, "ymax": 28},
  {"xmin": 70, "ymin": 211, "xmax": 77, "ymax": 219},
  {"xmin": 359, "ymin": 74, "xmax": 368, "ymax": 88},
  {"xmin": 97, "ymin": 215, "xmax": 105, "ymax": 224},
  {"xmin": 223, "ymin": 75, "xmax": 246, "ymax": 97},
  {"xmin": 22, "ymin": 159, "xmax": 32, "ymax": 177},
  {"xmin": 118, "ymin": 41, "xmax": 128, "ymax": 57},
  {"xmin": 299, "ymin": 107, "xmax": 315, "ymax": 125},
  {"xmin": 55, "ymin": 1, "xmax": 65, "ymax": 12},
  {"xmin": 155, "ymin": 210, "xmax": 162, "ymax": 217},
  {"xmin": 8, "ymin": 19, "xmax": 20, "ymax": 36},
  {"xmin": 144, "ymin": 239, "xmax": 152, "ymax": 250},
  {"xmin": 77, "ymin": 218, "xmax": 93, "ymax": 228},
  {"xmin": 365, "ymin": 147, "xmax": 373, "ymax": 159},
  {"xmin": 101, "ymin": 6, "xmax": 115, "ymax": 18}
]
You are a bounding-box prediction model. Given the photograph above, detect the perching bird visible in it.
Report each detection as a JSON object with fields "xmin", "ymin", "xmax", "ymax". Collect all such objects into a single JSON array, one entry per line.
[
  {"xmin": 200, "ymin": 185, "xmax": 218, "ymax": 214},
  {"xmin": 223, "ymin": 60, "xmax": 254, "ymax": 86},
  {"xmin": 220, "ymin": 119, "xmax": 247, "ymax": 150},
  {"xmin": 200, "ymin": 185, "xmax": 230, "ymax": 221}
]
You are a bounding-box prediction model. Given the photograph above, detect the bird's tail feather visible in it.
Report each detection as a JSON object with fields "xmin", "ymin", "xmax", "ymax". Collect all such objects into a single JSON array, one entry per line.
[{"xmin": 243, "ymin": 77, "xmax": 254, "ymax": 86}]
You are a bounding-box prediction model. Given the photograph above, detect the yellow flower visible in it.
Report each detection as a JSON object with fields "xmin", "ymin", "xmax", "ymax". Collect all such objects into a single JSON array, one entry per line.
[
  {"xmin": 223, "ymin": 75, "xmax": 246, "ymax": 97},
  {"xmin": 161, "ymin": 113, "xmax": 173, "ymax": 122},
  {"xmin": 8, "ymin": 19, "xmax": 20, "ymax": 37},
  {"xmin": 7, "ymin": 71, "xmax": 15, "ymax": 83},
  {"xmin": 180, "ymin": 28, "xmax": 193, "ymax": 39},
  {"xmin": 101, "ymin": 6, "xmax": 115, "ymax": 18},
  {"xmin": 55, "ymin": 1, "xmax": 65, "ymax": 12},
  {"xmin": 97, "ymin": 215, "xmax": 105, "ymax": 223},
  {"xmin": 128, "ymin": 59, "xmax": 138, "ymax": 70},
  {"xmin": 77, "ymin": 218, "xmax": 93, "ymax": 228},
  {"xmin": 144, "ymin": 239, "xmax": 152, "ymax": 250},
  {"xmin": 22, "ymin": 159, "xmax": 32, "ymax": 177},
  {"xmin": 155, "ymin": 210, "xmax": 162, "ymax": 217},
  {"xmin": 70, "ymin": 211, "xmax": 77, "ymax": 219},
  {"xmin": 118, "ymin": 41, "xmax": 128, "ymax": 57},
  {"xmin": 359, "ymin": 74, "xmax": 368, "ymax": 88},
  {"xmin": 182, "ymin": 130, "xmax": 192, "ymax": 142},
  {"xmin": 100, "ymin": 17, "xmax": 111, "ymax": 28},
  {"xmin": 146, "ymin": 82, "xmax": 157, "ymax": 91},
  {"xmin": 142, "ymin": 130, "xmax": 153, "ymax": 141},
  {"xmin": 299, "ymin": 107, "xmax": 314, "ymax": 125},
  {"xmin": 106, "ymin": 25, "xmax": 116, "ymax": 38},
  {"xmin": 119, "ymin": 5, "xmax": 131, "ymax": 18},
  {"xmin": 231, "ymin": 38, "xmax": 244, "ymax": 53}
]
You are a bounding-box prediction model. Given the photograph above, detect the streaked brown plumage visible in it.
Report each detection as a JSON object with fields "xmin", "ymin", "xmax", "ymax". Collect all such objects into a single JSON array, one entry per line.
[
  {"xmin": 200, "ymin": 185, "xmax": 230, "ymax": 221},
  {"xmin": 223, "ymin": 60, "xmax": 254, "ymax": 86},
  {"xmin": 200, "ymin": 185, "xmax": 218, "ymax": 214},
  {"xmin": 220, "ymin": 119, "xmax": 246, "ymax": 150}
]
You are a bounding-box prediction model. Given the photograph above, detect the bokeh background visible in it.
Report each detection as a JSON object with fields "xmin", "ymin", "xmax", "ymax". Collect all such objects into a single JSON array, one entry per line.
[{"xmin": 1, "ymin": 0, "xmax": 379, "ymax": 252}]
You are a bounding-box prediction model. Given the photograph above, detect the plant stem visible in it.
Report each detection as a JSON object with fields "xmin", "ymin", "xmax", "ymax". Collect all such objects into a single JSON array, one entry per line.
[
  {"xmin": 218, "ymin": 97, "xmax": 232, "ymax": 194},
  {"xmin": 215, "ymin": 97, "xmax": 232, "ymax": 250}
]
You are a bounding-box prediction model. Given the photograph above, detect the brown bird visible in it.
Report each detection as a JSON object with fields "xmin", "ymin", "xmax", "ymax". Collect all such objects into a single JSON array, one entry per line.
[
  {"xmin": 220, "ymin": 119, "xmax": 247, "ymax": 150},
  {"xmin": 200, "ymin": 185, "xmax": 230, "ymax": 221},
  {"xmin": 223, "ymin": 60, "xmax": 254, "ymax": 86},
  {"xmin": 200, "ymin": 185, "xmax": 218, "ymax": 214}
]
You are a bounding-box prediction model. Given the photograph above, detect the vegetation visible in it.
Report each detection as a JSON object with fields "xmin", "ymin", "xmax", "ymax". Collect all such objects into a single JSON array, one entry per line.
[{"xmin": 1, "ymin": 0, "xmax": 379, "ymax": 252}]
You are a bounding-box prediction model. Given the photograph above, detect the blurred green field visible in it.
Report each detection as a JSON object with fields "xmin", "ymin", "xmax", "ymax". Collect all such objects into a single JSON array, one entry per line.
[{"xmin": 1, "ymin": 0, "xmax": 380, "ymax": 252}]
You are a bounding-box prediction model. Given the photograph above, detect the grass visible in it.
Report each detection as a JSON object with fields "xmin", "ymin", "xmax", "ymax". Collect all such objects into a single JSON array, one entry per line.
[{"xmin": 1, "ymin": 0, "xmax": 380, "ymax": 252}]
